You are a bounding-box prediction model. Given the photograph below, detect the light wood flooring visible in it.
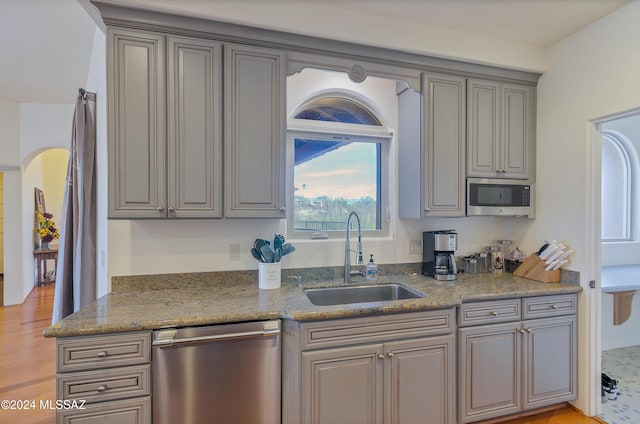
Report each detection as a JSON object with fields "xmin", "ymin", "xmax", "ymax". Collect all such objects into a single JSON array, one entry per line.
[{"xmin": 0, "ymin": 284, "xmax": 604, "ymax": 424}]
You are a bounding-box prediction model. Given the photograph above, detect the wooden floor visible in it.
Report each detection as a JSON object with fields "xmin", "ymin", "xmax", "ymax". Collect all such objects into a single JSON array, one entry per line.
[
  {"xmin": 0, "ymin": 284, "xmax": 605, "ymax": 424},
  {"xmin": 0, "ymin": 284, "xmax": 56, "ymax": 423}
]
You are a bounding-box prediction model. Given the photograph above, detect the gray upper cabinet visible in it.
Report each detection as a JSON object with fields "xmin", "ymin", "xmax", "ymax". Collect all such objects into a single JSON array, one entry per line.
[
  {"xmin": 224, "ymin": 44, "xmax": 286, "ymax": 218},
  {"xmin": 397, "ymin": 74, "xmax": 466, "ymax": 218},
  {"xmin": 108, "ymin": 29, "xmax": 222, "ymax": 218},
  {"xmin": 108, "ymin": 28, "xmax": 166, "ymax": 219},
  {"xmin": 467, "ymin": 79, "xmax": 535, "ymax": 179},
  {"xmin": 167, "ymin": 37, "xmax": 223, "ymax": 218},
  {"xmin": 422, "ymin": 73, "xmax": 467, "ymax": 217}
]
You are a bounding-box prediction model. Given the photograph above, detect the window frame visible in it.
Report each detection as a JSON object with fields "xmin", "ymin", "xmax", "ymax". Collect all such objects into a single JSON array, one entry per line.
[
  {"xmin": 601, "ymin": 131, "xmax": 634, "ymax": 242},
  {"xmin": 286, "ymin": 121, "xmax": 391, "ymax": 240}
]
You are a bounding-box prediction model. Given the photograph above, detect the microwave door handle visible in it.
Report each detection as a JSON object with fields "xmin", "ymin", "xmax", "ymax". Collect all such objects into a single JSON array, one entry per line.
[{"xmin": 450, "ymin": 253, "xmax": 457, "ymax": 275}]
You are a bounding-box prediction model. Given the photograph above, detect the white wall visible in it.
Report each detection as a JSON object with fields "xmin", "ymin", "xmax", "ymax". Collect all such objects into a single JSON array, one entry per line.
[
  {"xmin": 0, "ymin": 101, "xmax": 20, "ymax": 166},
  {"xmin": 85, "ymin": 26, "xmax": 108, "ymax": 297},
  {"xmin": 19, "ymin": 104, "xmax": 74, "ymax": 163},
  {"xmin": 531, "ymin": 1, "xmax": 640, "ymax": 414}
]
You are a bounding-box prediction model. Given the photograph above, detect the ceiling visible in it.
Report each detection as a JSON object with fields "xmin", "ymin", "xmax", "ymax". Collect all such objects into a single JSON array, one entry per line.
[{"xmin": 0, "ymin": 0, "xmax": 631, "ymax": 105}]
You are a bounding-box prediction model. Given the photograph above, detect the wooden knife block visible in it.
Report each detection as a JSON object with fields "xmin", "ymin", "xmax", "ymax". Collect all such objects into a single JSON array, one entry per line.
[{"xmin": 512, "ymin": 254, "xmax": 561, "ymax": 283}]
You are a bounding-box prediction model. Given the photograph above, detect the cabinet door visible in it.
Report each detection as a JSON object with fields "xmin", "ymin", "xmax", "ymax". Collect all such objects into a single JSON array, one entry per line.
[
  {"xmin": 459, "ymin": 322, "xmax": 521, "ymax": 423},
  {"xmin": 302, "ymin": 345, "xmax": 383, "ymax": 424},
  {"xmin": 167, "ymin": 37, "xmax": 223, "ymax": 218},
  {"xmin": 467, "ymin": 79, "xmax": 500, "ymax": 178},
  {"xmin": 108, "ymin": 29, "xmax": 166, "ymax": 218},
  {"xmin": 501, "ymin": 84, "xmax": 534, "ymax": 179},
  {"xmin": 422, "ymin": 73, "xmax": 466, "ymax": 216},
  {"xmin": 385, "ymin": 335, "xmax": 455, "ymax": 424},
  {"xmin": 224, "ymin": 44, "xmax": 286, "ymax": 218},
  {"xmin": 523, "ymin": 316, "xmax": 577, "ymax": 409}
]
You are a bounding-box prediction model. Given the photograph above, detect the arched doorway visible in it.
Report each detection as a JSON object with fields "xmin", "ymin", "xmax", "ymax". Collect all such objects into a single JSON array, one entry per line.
[{"xmin": 1, "ymin": 148, "xmax": 68, "ymax": 306}]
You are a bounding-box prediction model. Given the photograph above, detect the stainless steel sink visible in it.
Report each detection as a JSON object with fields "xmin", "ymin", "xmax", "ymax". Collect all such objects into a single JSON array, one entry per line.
[{"xmin": 304, "ymin": 283, "xmax": 425, "ymax": 306}]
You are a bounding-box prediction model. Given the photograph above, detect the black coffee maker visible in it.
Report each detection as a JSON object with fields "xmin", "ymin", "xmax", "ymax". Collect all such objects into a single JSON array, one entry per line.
[{"xmin": 423, "ymin": 230, "xmax": 457, "ymax": 281}]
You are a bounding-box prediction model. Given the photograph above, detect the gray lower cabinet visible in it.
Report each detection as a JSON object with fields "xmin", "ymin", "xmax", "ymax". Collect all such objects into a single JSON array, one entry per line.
[
  {"xmin": 458, "ymin": 295, "xmax": 577, "ymax": 423},
  {"xmin": 224, "ymin": 44, "xmax": 286, "ymax": 218},
  {"xmin": 55, "ymin": 332, "xmax": 151, "ymax": 424},
  {"xmin": 398, "ymin": 73, "xmax": 466, "ymax": 218},
  {"xmin": 466, "ymin": 79, "xmax": 535, "ymax": 180},
  {"xmin": 284, "ymin": 310, "xmax": 456, "ymax": 424}
]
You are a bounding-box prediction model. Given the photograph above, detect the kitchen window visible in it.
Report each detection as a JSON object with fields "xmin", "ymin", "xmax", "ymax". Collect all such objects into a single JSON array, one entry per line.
[
  {"xmin": 601, "ymin": 131, "xmax": 633, "ymax": 241},
  {"xmin": 287, "ymin": 94, "xmax": 391, "ymax": 237}
]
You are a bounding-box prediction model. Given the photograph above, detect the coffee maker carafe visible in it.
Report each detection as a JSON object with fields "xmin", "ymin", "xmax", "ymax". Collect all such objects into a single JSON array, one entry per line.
[{"xmin": 423, "ymin": 231, "xmax": 457, "ymax": 281}]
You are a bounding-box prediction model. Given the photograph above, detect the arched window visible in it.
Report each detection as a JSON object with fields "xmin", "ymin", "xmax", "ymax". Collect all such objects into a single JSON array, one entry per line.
[
  {"xmin": 601, "ymin": 131, "xmax": 632, "ymax": 241},
  {"xmin": 293, "ymin": 96, "xmax": 382, "ymax": 125},
  {"xmin": 288, "ymin": 91, "xmax": 390, "ymax": 235}
]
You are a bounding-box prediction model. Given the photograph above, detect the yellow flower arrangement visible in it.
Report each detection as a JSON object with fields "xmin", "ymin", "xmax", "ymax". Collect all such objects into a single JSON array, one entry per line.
[{"xmin": 37, "ymin": 207, "xmax": 60, "ymax": 243}]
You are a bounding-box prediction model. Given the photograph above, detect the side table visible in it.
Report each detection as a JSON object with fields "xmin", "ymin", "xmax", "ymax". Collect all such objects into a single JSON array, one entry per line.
[{"xmin": 34, "ymin": 248, "xmax": 58, "ymax": 286}]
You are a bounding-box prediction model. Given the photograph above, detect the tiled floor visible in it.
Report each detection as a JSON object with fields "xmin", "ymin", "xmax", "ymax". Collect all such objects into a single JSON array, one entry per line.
[{"xmin": 601, "ymin": 345, "xmax": 640, "ymax": 423}]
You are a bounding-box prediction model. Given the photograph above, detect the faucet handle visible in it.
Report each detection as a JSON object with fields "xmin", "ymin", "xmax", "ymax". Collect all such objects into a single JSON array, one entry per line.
[{"xmin": 288, "ymin": 275, "xmax": 303, "ymax": 285}]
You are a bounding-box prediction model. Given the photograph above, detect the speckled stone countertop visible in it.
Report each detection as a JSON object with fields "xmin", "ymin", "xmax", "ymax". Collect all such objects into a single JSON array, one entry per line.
[{"xmin": 43, "ymin": 264, "xmax": 582, "ymax": 338}]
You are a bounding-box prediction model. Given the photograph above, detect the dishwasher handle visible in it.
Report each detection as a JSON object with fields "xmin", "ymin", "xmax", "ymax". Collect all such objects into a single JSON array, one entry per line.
[{"xmin": 153, "ymin": 327, "xmax": 280, "ymax": 348}]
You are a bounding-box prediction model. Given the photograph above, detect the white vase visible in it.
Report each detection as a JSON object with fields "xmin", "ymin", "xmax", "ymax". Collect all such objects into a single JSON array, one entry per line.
[{"xmin": 258, "ymin": 262, "xmax": 281, "ymax": 290}]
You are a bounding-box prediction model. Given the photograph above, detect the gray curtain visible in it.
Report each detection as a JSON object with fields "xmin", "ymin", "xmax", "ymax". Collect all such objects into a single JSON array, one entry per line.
[{"xmin": 52, "ymin": 90, "xmax": 97, "ymax": 324}]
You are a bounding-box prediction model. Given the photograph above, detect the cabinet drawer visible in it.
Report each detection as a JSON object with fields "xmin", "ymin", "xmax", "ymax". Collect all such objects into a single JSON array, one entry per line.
[
  {"xmin": 57, "ymin": 332, "xmax": 151, "ymax": 372},
  {"xmin": 57, "ymin": 364, "xmax": 150, "ymax": 404},
  {"xmin": 458, "ymin": 299, "xmax": 521, "ymax": 327},
  {"xmin": 57, "ymin": 396, "xmax": 150, "ymax": 424},
  {"xmin": 522, "ymin": 294, "xmax": 577, "ymax": 319},
  {"xmin": 300, "ymin": 309, "xmax": 454, "ymax": 350}
]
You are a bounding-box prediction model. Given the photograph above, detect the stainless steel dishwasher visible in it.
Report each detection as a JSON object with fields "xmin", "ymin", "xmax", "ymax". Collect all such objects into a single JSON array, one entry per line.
[{"xmin": 152, "ymin": 320, "xmax": 281, "ymax": 424}]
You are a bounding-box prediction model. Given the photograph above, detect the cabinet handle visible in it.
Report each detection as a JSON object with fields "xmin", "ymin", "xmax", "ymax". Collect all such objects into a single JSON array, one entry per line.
[
  {"xmin": 377, "ymin": 354, "xmax": 385, "ymax": 360},
  {"xmin": 168, "ymin": 206, "xmax": 175, "ymax": 213},
  {"xmin": 489, "ymin": 311, "xmax": 498, "ymax": 316},
  {"xmin": 387, "ymin": 352, "xmax": 394, "ymax": 358},
  {"xmin": 96, "ymin": 351, "xmax": 108, "ymax": 358},
  {"xmin": 550, "ymin": 304, "xmax": 558, "ymax": 310},
  {"xmin": 97, "ymin": 384, "xmax": 107, "ymax": 392},
  {"xmin": 156, "ymin": 206, "xmax": 164, "ymax": 212}
]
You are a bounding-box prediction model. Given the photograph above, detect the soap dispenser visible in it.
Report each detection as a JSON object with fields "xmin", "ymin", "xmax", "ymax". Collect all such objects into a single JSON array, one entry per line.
[{"xmin": 366, "ymin": 254, "xmax": 378, "ymax": 281}]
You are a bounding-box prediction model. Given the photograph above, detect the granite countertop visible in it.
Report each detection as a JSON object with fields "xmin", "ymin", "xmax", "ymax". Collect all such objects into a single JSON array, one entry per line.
[{"xmin": 43, "ymin": 265, "xmax": 582, "ymax": 338}]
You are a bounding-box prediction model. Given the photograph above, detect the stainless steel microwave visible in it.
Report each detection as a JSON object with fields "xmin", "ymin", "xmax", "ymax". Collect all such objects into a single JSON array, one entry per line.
[{"xmin": 466, "ymin": 178, "xmax": 535, "ymax": 218}]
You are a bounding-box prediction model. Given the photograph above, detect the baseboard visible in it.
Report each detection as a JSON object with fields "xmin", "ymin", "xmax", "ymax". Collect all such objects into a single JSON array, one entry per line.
[{"xmin": 474, "ymin": 403, "xmax": 567, "ymax": 424}]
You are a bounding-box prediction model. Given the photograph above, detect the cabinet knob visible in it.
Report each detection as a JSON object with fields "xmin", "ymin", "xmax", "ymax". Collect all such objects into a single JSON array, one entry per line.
[
  {"xmin": 168, "ymin": 206, "xmax": 175, "ymax": 213},
  {"xmin": 279, "ymin": 206, "xmax": 286, "ymax": 212},
  {"xmin": 96, "ymin": 351, "xmax": 107, "ymax": 358},
  {"xmin": 489, "ymin": 311, "xmax": 498, "ymax": 316},
  {"xmin": 156, "ymin": 206, "xmax": 164, "ymax": 212},
  {"xmin": 378, "ymin": 354, "xmax": 385, "ymax": 360},
  {"xmin": 97, "ymin": 384, "xmax": 107, "ymax": 392},
  {"xmin": 526, "ymin": 328, "xmax": 533, "ymax": 334},
  {"xmin": 518, "ymin": 329, "xmax": 526, "ymax": 334},
  {"xmin": 550, "ymin": 304, "xmax": 558, "ymax": 310},
  {"xmin": 387, "ymin": 352, "xmax": 394, "ymax": 358}
]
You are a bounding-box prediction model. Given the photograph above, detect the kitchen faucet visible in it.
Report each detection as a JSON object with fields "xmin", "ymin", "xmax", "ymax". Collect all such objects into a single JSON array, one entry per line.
[{"xmin": 344, "ymin": 211, "xmax": 364, "ymax": 283}]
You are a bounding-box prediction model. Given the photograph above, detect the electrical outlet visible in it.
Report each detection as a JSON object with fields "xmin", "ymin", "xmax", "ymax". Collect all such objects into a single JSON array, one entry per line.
[
  {"xmin": 229, "ymin": 243, "xmax": 240, "ymax": 261},
  {"xmin": 408, "ymin": 239, "xmax": 422, "ymax": 254}
]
